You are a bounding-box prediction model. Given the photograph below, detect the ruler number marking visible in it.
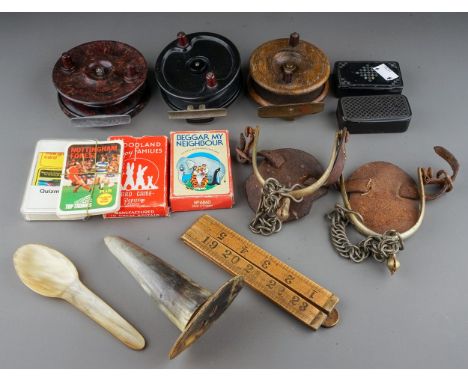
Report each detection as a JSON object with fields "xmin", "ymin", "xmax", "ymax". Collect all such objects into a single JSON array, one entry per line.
[
  {"xmin": 285, "ymin": 274, "xmax": 295, "ymax": 284},
  {"xmin": 198, "ymin": 220, "xmax": 332, "ymax": 309},
  {"xmin": 203, "ymin": 224, "xmax": 330, "ymax": 308},
  {"xmin": 202, "ymin": 235, "xmax": 219, "ymax": 249},
  {"xmin": 217, "ymin": 231, "xmax": 227, "ymax": 241},
  {"xmin": 203, "ymin": 236, "xmax": 242, "ymax": 265},
  {"xmin": 193, "ymin": 229, "xmax": 317, "ymax": 321},
  {"xmin": 266, "ymin": 279, "xmax": 309, "ymax": 312},
  {"xmin": 199, "ymin": 217, "xmax": 330, "ymax": 303}
]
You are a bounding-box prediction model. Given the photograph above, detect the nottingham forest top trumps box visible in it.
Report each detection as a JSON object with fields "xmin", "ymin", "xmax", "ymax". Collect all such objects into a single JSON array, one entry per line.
[
  {"xmin": 104, "ymin": 135, "xmax": 169, "ymax": 218},
  {"xmin": 170, "ymin": 130, "xmax": 234, "ymax": 212},
  {"xmin": 56, "ymin": 140, "xmax": 124, "ymax": 219}
]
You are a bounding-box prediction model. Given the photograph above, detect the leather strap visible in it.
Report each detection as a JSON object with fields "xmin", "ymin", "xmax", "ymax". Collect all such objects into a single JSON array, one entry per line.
[
  {"xmin": 326, "ymin": 130, "xmax": 348, "ymax": 186},
  {"xmin": 421, "ymin": 146, "xmax": 459, "ymax": 201},
  {"xmin": 236, "ymin": 126, "xmax": 256, "ymax": 164}
]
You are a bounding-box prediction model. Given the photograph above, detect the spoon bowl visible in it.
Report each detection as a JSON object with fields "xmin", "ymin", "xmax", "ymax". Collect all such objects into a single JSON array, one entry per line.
[{"xmin": 14, "ymin": 244, "xmax": 78, "ymax": 298}]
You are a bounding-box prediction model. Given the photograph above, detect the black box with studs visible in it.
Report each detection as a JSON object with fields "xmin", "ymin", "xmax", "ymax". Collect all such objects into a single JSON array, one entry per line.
[
  {"xmin": 333, "ymin": 61, "xmax": 403, "ymax": 97},
  {"xmin": 336, "ymin": 94, "xmax": 412, "ymax": 134}
]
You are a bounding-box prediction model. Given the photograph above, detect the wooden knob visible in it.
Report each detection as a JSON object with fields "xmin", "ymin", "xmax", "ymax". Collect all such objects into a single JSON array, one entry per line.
[{"xmin": 289, "ymin": 32, "xmax": 300, "ymax": 47}]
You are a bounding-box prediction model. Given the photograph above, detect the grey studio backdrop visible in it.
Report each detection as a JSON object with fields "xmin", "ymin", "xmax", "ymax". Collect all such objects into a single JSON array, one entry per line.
[{"xmin": 0, "ymin": 13, "xmax": 467, "ymax": 368}]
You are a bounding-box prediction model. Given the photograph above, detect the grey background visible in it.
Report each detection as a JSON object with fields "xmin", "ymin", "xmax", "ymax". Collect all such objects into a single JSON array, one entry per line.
[{"xmin": 0, "ymin": 13, "xmax": 467, "ymax": 368}]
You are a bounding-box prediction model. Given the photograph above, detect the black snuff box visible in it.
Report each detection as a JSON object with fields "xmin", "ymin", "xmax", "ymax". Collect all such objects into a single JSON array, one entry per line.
[
  {"xmin": 52, "ymin": 40, "xmax": 150, "ymax": 128},
  {"xmin": 333, "ymin": 61, "xmax": 403, "ymax": 97},
  {"xmin": 336, "ymin": 94, "xmax": 412, "ymax": 134},
  {"xmin": 155, "ymin": 31, "xmax": 242, "ymax": 123}
]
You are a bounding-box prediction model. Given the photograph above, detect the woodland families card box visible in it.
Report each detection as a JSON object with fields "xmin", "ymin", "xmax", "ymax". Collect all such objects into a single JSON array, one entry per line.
[
  {"xmin": 104, "ymin": 135, "xmax": 169, "ymax": 218},
  {"xmin": 170, "ymin": 130, "xmax": 234, "ymax": 212}
]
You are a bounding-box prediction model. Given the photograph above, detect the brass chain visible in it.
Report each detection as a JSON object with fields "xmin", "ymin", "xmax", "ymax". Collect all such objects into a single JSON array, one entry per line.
[
  {"xmin": 249, "ymin": 178, "xmax": 303, "ymax": 236},
  {"xmin": 327, "ymin": 204, "xmax": 404, "ymax": 265}
]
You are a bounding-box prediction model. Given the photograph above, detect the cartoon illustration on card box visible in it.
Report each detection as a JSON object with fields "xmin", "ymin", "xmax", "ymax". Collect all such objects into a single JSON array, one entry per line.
[{"xmin": 176, "ymin": 153, "xmax": 226, "ymax": 191}]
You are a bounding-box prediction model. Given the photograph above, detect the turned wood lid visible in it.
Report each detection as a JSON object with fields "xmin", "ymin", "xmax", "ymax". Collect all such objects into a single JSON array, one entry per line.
[
  {"xmin": 52, "ymin": 40, "xmax": 148, "ymax": 106},
  {"xmin": 249, "ymin": 33, "xmax": 330, "ymax": 97}
]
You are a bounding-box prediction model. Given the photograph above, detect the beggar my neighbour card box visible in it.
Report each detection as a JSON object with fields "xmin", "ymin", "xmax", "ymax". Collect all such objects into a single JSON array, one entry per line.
[{"xmin": 170, "ymin": 130, "xmax": 234, "ymax": 212}]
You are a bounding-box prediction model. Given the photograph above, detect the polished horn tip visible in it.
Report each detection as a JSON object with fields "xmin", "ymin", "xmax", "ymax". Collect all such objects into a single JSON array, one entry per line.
[
  {"xmin": 104, "ymin": 235, "xmax": 121, "ymax": 246},
  {"xmin": 130, "ymin": 334, "xmax": 146, "ymax": 351},
  {"xmin": 103, "ymin": 236, "xmax": 136, "ymax": 265},
  {"xmin": 104, "ymin": 236, "xmax": 129, "ymax": 253}
]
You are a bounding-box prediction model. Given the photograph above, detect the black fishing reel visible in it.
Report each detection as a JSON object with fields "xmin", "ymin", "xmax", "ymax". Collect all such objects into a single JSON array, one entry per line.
[{"xmin": 155, "ymin": 31, "xmax": 242, "ymax": 123}]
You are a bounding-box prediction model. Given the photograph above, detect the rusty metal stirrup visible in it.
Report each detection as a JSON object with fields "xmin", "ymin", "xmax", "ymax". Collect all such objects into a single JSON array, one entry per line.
[
  {"xmin": 250, "ymin": 126, "xmax": 348, "ymax": 200},
  {"xmin": 339, "ymin": 168, "xmax": 427, "ymax": 241}
]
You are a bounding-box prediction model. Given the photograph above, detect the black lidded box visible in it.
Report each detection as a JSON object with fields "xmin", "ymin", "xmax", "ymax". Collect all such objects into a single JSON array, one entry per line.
[
  {"xmin": 334, "ymin": 61, "xmax": 403, "ymax": 97},
  {"xmin": 337, "ymin": 94, "xmax": 412, "ymax": 134}
]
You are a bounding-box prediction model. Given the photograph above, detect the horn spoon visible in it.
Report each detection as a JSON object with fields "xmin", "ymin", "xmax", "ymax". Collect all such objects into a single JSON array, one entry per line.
[{"xmin": 13, "ymin": 244, "xmax": 145, "ymax": 350}]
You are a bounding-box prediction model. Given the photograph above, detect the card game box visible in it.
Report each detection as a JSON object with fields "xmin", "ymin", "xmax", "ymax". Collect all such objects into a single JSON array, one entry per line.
[
  {"xmin": 170, "ymin": 130, "xmax": 234, "ymax": 212},
  {"xmin": 56, "ymin": 140, "xmax": 124, "ymax": 219},
  {"xmin": 104, "ymin": 135, "xmax": 169, "ymax": 218},
  {"xmin": 21, "ymin": 140, "xmax": 83, "ymax": 221}
]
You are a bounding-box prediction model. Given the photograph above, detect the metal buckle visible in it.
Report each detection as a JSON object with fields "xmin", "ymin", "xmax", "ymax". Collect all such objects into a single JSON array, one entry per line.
[
  {"xmin": 168, "ymin": 105, "xmax": 227, "ymax": 121},
  {"xmin": 257, "ymin": 102, "xmax": 324, "ymax": 119},
  {"xmin": 70, "ymin": 115, "xmax": 131, "ymax": 128}
]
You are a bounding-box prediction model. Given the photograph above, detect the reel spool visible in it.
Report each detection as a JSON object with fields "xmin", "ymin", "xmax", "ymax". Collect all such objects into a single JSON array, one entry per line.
[
  {"xmin": 248, "ymin": 32, "xmax": 330, "ymax": 120},
  {"xmin": 52, "ymin": 40, "xmax": 150, "ymax": 128},
  {"xmin": 155, "ymin": 31, "xmax": 242, "ymax": 123}
]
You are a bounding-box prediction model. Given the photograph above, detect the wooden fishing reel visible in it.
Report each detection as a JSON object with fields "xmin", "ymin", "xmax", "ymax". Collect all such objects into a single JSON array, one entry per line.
[
  {"xmin": 237, "ymin": 126, "xmax": 348, "ymax": 235},
  {"xmin": 247, "ymin": 32, "xmax": 330, "ymax": 120},
  {"xmin": 52, "ymin": 40, "xmax": 150, "ymax": 128},
  {"xmin": 155, "ymin": 32, "xmax": 242, "ymax": 123},
  {"xmin": 328, "ymin": 146, "xmax": 459, "ymax": 274}
]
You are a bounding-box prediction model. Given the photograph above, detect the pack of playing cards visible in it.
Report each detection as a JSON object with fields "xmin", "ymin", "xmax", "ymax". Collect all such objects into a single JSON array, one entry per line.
[
  {"xmin": 104, "ymin": 135, "xmax": 169, "ymax": 218},
  {"xmin": 56, "ymin": 140, "xmax": 124, "ymax": 219},
  {"xmin": 170, "ymin": 130, "xmax": 234, "ymax": 212},
  {"xmin": 21, "ymin": 140, "xmax": 81, "ymax": 220}
]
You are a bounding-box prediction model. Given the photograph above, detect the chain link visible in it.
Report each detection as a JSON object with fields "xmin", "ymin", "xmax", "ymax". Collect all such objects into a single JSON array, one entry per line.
[
  {"xmin": 249, "ymin": 178, "xmax": 304, "ymax": 236},
  {"xmin": 327, "ymin": 204, "xmax": 404, "ymax": 264}
]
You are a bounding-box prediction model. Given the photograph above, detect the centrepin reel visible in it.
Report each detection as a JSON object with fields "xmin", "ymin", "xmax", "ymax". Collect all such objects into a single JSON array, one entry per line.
[
  {"xmin": 155, "ymin": 31, "xmax": 242, "ymax": 123},
  {"xmin": 327, "ymin": 146, "xmax": 459, "ymax": 274},
  {"xmin": 248, "ymin": 32, "xmax": 330, "ymax": 120},
  {"xmin": 237, "ymin": 126, "xmax": 348, "ymax": 235},
  {"xmin": 52, "ymin": 40, "xmax": 150, "ymax": 128}
]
